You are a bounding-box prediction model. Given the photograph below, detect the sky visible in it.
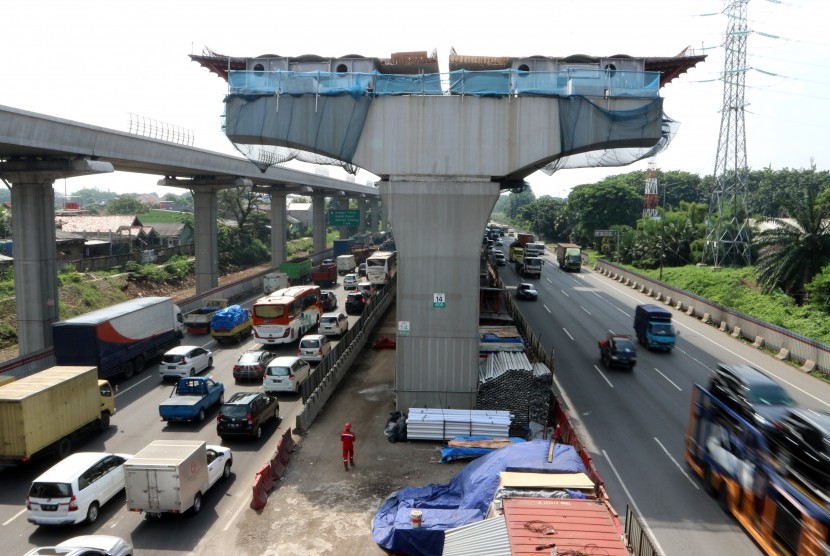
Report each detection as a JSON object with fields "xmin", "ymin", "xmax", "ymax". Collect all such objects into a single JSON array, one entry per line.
[{"xmin": 3, "ymin": 0, "xmax": 827, "ymax": 201}]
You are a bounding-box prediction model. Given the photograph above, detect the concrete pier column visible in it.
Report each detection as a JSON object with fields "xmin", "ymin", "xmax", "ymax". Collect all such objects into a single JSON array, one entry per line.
[
  {"xmin": 357, "ymin": 199, "xmax": 367, "ymax": 234},
  {"xmin": 382, "ymin": 177, "xmax": 499, "ymax": 410},
  {"xmin": 312, "ymin": 194, "xmax": 327, "ymax": 254},
  {"xmin": 193, "ymin": 187, "xmax": 220, "ymax": 292},
  {"xmin": 269, "ymin": 192, "xmax": 287, "ymax": 268},
  {"xmin": 370, "ymin": 199, "xmax": 380, "ymax": 235},
  {"xmin": 11, "ymin": 180, "xmax": 59, "ymax": 353}
]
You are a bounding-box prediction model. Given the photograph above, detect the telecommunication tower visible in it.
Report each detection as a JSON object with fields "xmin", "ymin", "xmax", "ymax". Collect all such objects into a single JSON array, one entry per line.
[
  {"xmin": 643, "ymin": 160, "xmax": 659, "ymax": 219},
  {"xmin": 704, "ymin": 0, "xmax": 751, "ymax": 267}
]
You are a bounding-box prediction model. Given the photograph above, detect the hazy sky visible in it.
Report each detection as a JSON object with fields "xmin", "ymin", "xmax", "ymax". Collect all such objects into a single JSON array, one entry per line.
[{"xmin": 3, "ymin": 0, "xmax": 826, "ymax": 200}]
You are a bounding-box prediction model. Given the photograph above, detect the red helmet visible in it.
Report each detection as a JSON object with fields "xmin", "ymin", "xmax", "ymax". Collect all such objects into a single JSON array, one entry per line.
[{"xmin": 344, "ymin": 423, "xmax": 352, "ymax": 429}]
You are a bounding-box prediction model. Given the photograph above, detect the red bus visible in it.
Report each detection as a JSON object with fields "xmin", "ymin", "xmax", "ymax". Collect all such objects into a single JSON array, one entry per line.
[{"xmin": 251, "ymin": 285, "xmax": 322, "ymax": 345}]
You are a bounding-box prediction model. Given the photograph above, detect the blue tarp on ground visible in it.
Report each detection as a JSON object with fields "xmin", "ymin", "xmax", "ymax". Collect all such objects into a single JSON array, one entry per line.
[
  {"xmin": 210, "ymin": 305, "xmax": 248, "ymax": 332},
  {"xmin": 372, "ymin": 440, "xmax": 587, "ymax": 556}
]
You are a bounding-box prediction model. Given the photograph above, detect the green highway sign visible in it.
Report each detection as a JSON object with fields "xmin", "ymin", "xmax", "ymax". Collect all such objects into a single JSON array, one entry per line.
[{"xmin": 328, "ymin": 210, "xmax": 361, "ymax": 226}]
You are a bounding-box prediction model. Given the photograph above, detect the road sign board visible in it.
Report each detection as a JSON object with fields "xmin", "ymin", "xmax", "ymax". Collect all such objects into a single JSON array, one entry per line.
[
  {"xmin": 432, "ymin": 293, "xmax": 446, "ymax": 308},
  {"xmin": 594, "ymin": 230, "xmax": 617, "ymax": 237},
  {"xmin": 328, "ymin": 210, "xmax": 360, "ymax": 226}
]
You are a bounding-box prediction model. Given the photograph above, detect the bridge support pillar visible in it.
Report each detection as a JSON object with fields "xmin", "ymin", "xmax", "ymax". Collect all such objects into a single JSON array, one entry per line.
[
  {"xmin": 269, "ymin": 192, "xmax": 287, "ymax": 268},
  {"xmin": 312, "ymin": 194, "xmax": 327, "ymax": 255},
  {"xmin": 382, "ymin": 177, "xmax": 499, "ymax": 410},
  {"xmin": 193, "ymin": 188, "xmax": 220, "ymax": 292},
  {"xmin": 357, "ymin": 199, "xmax": 367, "ymax": 234},
  {"xmin": 370, "ymin": 199, "xmax": 380, "ymax": 236}
]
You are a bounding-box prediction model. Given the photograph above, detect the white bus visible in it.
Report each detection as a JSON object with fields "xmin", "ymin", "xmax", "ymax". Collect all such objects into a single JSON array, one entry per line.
[
  {"xmin": 366, "ymin": 251, "xmax": 397, "ymax": 286},
  {"xmin": 251, "ymin": 285, "xmax": 322, "ymax": 345}
]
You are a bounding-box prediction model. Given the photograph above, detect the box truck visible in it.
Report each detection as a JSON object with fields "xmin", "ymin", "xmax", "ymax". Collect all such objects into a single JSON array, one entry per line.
[
  {"xmin": 555, "ymin": 243, "xmax": 582, "ymax": 272},
  {"xmin": 0, "ymin": 366, "xmax": 116, "ymax": 463},
  {"xmin": 634, "ymin": 304, "xmax": 677, "ymax": 351},
  {"xmin": 52, "ymin": 297, "xmax": 183, "ymax": 380},
  {"xmin": 124, "ymin": 440, "xmax": 232, "ymax": 518}
]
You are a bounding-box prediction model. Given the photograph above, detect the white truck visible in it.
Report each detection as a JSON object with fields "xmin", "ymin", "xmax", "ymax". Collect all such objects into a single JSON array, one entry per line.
[
  {"xmin": 263, "ymin": 272, "xmax": 289, "ymax": 295},
  {"xmin": 182, "ymin": 298, "xmax": 228, "ymax": 334},
  {"xmin": 336, "ymin": 254, "xmax": 356, "ymax": 276},
  {"xmin": 124, "ymin": 440, "xmax": 232, "ymax": 518}
]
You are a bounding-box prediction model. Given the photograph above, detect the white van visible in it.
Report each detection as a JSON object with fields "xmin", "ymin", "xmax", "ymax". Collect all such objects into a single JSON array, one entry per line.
[
  {"xmin": 264, "ymin": 356, "xmax": 311, "ymax": 394},
  {"xmin": 26, "ymin": 451, "xmax": 133, "ymax": 526}
]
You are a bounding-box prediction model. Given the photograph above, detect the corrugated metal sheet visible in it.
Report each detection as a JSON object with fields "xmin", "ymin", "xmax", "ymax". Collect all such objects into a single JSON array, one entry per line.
[
  {"xmin": 406, "ymin": 408, "xmax": 511, "ymax": 440},
  {"xmin": 502, "ymin": 497, "xmax": 630, "ymax": 555},
  {"xmin": 443, "ymin": 515, "xmax": 511, "ymax": 556}
]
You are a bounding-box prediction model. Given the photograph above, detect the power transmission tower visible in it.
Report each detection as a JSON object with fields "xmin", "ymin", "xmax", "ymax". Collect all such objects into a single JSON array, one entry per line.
[
  {"xmin": 704, "ymin": 0, "xmax": 752, "ymax": 267},
  {"xmin": 643, "ymin": 160, "xmax": 659, "ymax": 220}
]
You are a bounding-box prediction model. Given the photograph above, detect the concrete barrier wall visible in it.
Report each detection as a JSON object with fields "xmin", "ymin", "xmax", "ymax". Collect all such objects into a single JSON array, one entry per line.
[{"xmin": 594, "ymin": 259, "xmax": 830, "ymax": 377}]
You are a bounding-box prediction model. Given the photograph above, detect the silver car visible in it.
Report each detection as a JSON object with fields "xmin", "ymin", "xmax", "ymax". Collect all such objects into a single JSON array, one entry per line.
[
  {"xmin": 319, "ymin": 312, "xmax": 349, "ymax": 337},
  {"xmin": 159, "ymin": 345, "xmax": 213, "ymax": 379}
]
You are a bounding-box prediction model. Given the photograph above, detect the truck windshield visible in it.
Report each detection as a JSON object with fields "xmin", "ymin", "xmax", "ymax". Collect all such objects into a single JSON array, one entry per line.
[{"xmin": 651, "ymin": 323, "xmax": 674, "ymax": 336}]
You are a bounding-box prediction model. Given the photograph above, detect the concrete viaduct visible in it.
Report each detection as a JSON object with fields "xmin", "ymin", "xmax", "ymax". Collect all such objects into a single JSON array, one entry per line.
[{"xmin": 0, "ymin": 104, "xmax": 380, "ymax": 355}]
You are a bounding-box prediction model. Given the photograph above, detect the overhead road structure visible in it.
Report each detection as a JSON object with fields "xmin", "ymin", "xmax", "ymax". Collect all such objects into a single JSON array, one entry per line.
[
  {"xmin": 0, "ymin": 104, "xmax": 379, "ymax": 356},
  {"xmin": 194, "ymin": 47, "xmax": 704, "ymax": 410}
]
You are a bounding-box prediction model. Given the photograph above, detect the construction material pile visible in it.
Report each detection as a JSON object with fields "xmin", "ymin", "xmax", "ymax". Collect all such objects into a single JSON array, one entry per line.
[{"xmin": 477, "ymin": 351, "xmax": 552, "ymax": 430}]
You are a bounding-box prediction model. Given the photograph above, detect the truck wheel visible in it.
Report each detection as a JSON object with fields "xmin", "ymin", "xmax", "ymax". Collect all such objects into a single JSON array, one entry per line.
[
  {"xmin": 57, "ymin": 437, "xmax": 72, "ymax": 460},
  {"xmin": 122, "ymin": 362, "xmax": 135, "ymax": 380},
  {"xmin": 133, "ymin": 356, "xmax": 145, "ymax": 375},
  {"xmin": 190, "ymin": 492, "xmax": 202, "ymax": 515},
  {"xmin": 98, "ymin": 412, "xmax": 111, "ymax": 431},
  {"xmin": 197, "ymin": 408, "xmax": 206, "ymax": 422},
  {"xmin": 222, "ymin": 462, "xmax": 231, "ymax": 480},
  {"xmin": 218, "ymin": 393, "xmax": 225, "ymax": 405},
  {"xmin": 85, "ymin": 502, "xmax": 100, "ymax": 524},
  {"xmin": 207, "ymin": 357, "xmax": 213, "ymax": 369},
  {"xmin": 254, "ymin": 426, "xmax": 262, "ymax": 440}
]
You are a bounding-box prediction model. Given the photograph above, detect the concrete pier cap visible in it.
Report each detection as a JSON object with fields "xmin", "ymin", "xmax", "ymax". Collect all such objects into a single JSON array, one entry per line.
[{"xmin": 193, "ymin": 47, "xmax": 704, "ymax": 409}]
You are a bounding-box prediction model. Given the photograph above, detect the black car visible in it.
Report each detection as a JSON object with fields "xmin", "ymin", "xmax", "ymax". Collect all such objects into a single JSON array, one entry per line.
[
  {"xmin": 599, "ymin": 334, "xmax": 637, "ymax": 370},
  {"xmin": 707, "ymin": 363, "xmax": 794, "ymax": 433},
  {"xmin": 232, "ymin": 350, "xmax": 276, "ymax": 382},
  {"xmin": 358, "ymin": 262, "xmax": 367, "ymax": 277},
  {"xmin": 320, "ymin": 290, "xmax": 337, "ymax": 312},
  {"xmin": 216, "ymin": 392, "xmax": 280, "ymax": 440},
  {"xmin": 345, "ymin": 291, "xmax": 369, "ymax": 315},
  {"xmin": 770, "ymin": 407, "xmax": 830, "ymax": 490}
]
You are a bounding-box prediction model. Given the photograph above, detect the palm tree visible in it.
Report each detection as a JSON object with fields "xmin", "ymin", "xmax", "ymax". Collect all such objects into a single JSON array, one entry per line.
[{"xmin": 754, "ymin": 182, "xmax": 830, "ymax": 303}]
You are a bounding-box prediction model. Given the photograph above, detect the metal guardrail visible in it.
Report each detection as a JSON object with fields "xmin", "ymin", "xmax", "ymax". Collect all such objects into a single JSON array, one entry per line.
[{"xmin": 625, "ymin": 505, "xmax": 662, "ymax": 556}]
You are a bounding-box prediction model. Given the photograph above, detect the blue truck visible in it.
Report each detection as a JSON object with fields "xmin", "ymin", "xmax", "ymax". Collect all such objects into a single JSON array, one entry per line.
[
  {"xmin": 52, "ymin": 297, "xmax": 184, "ymax": 380},
  {"xmin": 634, "ymin": 304, "xmax": 677, "ymax": 351},
  {"xmin": 159, "ymin": 376, "xmax": 224, "ymax": 423}
]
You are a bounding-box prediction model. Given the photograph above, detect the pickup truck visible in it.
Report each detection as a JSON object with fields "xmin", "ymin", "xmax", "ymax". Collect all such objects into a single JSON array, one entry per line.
[
  {"xmin": 210, "ymin": 305, "xmax": 253, "ymax": 345},
  {"xmin": 182, "ymin": 298, "xmax": 228, "ymax": 334},
  {"xmin": 598, "ymin": 334, "xmax": 637, "ymax": 370},
  {"xmin": 159, "ymin": 377, "xmax": 224, "ymax": 423}
]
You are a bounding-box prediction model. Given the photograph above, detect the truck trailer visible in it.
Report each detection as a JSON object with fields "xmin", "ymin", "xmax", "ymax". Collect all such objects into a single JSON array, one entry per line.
[
  {"xmin": 0, "ymin": 366, "xmax": 116, "ymax": 462},
  {"xmin": 52, "ymin": 297, "xmax": 183, "ymax": 380},
  {"xmin": 555, "ymin": 243, "xmax": 582, "ymax": 272},
  {"xmin": 124, "ymin": 440, "xmax": 232, "ymax": 518}
]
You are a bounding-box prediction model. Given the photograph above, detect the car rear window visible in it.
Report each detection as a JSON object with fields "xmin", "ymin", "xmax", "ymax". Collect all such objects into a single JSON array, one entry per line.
[
  {"xmin": 29, "ymin": 482, "xmax": 72, "ymax": 498},
  {"xmin": 301, "ymin": 339, "xmax": 320, "ymax": 348},
  {"xmin": 321, "ymin": 317, "xmax": 336, "ymax": 325},
  {"xmin": 267, "ymin": 366, "xmax": 290, "ymax": 377},
  {"xmin": 163, "ymin": 355, "xmax": 184, "ymax": 364},
  {"xmin": 220, "ymin": 405, "xmax": 250, "ymax": 419},
  {"xmin": 749, "ymin": 385, "xmax": 793, "ymax": 406}
]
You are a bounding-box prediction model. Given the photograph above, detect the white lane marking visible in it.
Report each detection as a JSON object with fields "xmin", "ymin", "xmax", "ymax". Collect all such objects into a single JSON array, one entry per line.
[
  {"xmin": 603, "ymin": 449, "xmax": 669, "ymax": 556},
  {"xmin": 653, "ymin": 437, "xmax": 700, "ymax": 490},
  {"xmin": 2, "ymin": 508, "xmax": 25, "ymax": 526},
  {"xmin": 593, "ymin": 365, "xmax": 614, "ymax": 388},
  {"xmin": 543, "ymin": 304, "xmax": 552, "ymax": 314},
  {"xmin": 114, "ymin": 374, "xmax": 155, "ymax": 397},
  {"xmin": 562, "ymin": 328, "xmax": 575, "ymax": 341},
  {"xmin": 560, "ymin": 290, "xmax": 570, "ymax": 297},
  {"xmin": 580, "ymin": 306, "xmax": 592, "ymax": 316},
  {"xmin": 653, "ymin": 367, "xmax": 683, "ymax": 391},
  {"xmin": 592, "ymin": 272, "xmax": 830, "ymax": 410},
  {"xmin": 223, "ymin": 494, "xmax": 249, "ymax": 532},
  {"xmin": 546, "ymin": 278, "xmax": 553, "ymax": 284}
]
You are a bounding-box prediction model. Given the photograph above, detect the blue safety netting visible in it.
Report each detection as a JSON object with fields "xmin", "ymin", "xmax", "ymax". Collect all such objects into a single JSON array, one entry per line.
[
  {"xmin": 371, "ymin": 440, "xmax": 587, "ymax": 556},
  {"xmin": 209, "ymin": 305, "xmax": 249, "ymax": 332}
]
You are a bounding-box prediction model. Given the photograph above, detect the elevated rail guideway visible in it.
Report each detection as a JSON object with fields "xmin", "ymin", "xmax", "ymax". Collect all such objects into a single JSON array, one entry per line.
[
  {"xmin": 0, "ymin": 104, "xmax": 379, "ymax": 355},
  {"xmin": 198, "ymin": 47, "xmax": 705, "ymax": 410}
]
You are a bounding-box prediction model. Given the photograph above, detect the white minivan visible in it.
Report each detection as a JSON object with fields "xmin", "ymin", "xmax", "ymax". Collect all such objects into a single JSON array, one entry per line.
[
  {"xmin": 264, "ymin": 356, "xmax": 311, "ymax": 394},
  {"xmin": 26, "ymin": 452, "xmax": 133, "ymax": 526}
]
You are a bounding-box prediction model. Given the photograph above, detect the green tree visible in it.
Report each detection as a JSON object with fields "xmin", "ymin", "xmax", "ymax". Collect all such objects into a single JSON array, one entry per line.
[
  {"xmin": 105, "ymin": 195, "xmax": 148, "ymax": 215},
  {"xmin": 567, "ymin": 179, "xmax": 642, "ymax": 245},
  {"xmin": 504, "ymin": 186, "xmax": 536, "ymax": 221},
  {"xmin": 754, "ymin": 181, "xmax": 830, "ymax": 303}
]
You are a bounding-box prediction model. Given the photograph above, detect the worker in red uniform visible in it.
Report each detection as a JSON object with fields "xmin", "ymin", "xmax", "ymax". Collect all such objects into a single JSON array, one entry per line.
[{"xmin": 340, "ymin": 422, "xmax": 356, "ymax": 471}]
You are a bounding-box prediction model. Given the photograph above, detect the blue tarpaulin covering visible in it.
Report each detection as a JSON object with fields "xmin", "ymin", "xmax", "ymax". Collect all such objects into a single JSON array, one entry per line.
[
  {"xmin": 372, "ymin": 440, "xmax": 587, "ymax": 556},
  {"xmin": 210, "ymin": 305, "xmax": 249, "ymax": 332}
]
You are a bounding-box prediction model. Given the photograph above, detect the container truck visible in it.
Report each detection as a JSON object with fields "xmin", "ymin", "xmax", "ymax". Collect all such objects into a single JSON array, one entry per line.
[
  {"xmin": 124, "ymin": 440, "xmax": 232, "ymax": 518},
  {"xmin": 279, "ymin": 257, "xmax": 312, "ymax": 283},
  {"xmin": 52, "ymin": 297, "xmax": 183, "ymax": 380},
  {"xmin": 263, "ymin": 272, "xmax": 289, "ymax": 295},
  {"xmin": 555, "ymin": 243, "xmax": 582, "ymax": 272},
  {"xmin": 634, "ymin": 304, "xmax": 676, "ymax": 351},
  {"xmin": 515, "ymin": 256, "xmax": 544, "ymax": 279},
  {"xmin": 182, "ymin": 298, "xmax": 228, "ymax": 334},
  {"xmin": 336, "ymin": 254, "xmax": 356, "ymax": 275},
  {"xmin": 311, "ymin": 261, "xmax": 338, "ymax": 286},
  {"xmin": 0, "ymin": 366, "xmax": 116, "ymax": 463},
  {"xmin": 333, "ymin": 238, "xmax": 354, "ymax": 258}
]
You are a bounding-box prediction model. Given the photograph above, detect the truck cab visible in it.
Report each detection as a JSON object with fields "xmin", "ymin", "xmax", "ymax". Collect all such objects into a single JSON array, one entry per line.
[{"xmin": 634, "ymin": 304, "xmax": 677, "ymax": 351}]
